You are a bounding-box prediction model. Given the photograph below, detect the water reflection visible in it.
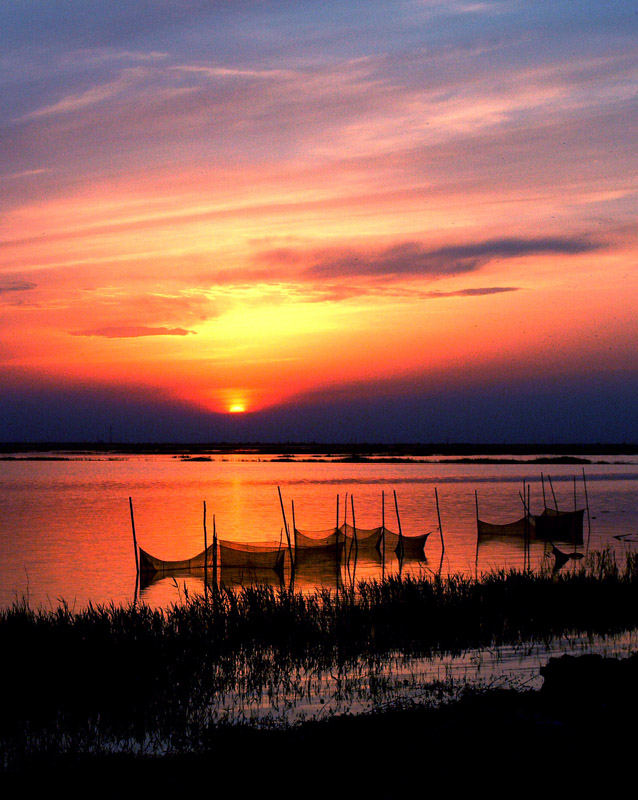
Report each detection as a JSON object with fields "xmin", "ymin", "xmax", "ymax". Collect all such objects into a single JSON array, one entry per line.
[
  {"xmin": 1, "ymin": 454, "xmax": 636, "ymax": 608},
  {"xmin": 137, "ymin": 547, "xmax": 435, "ymax": 603}
]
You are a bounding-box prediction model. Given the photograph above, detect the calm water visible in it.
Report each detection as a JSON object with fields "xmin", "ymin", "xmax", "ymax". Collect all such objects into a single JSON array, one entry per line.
[
  {"xmin": 1, "ymin": 452, "xmax": 636, "ymax": 609},
  {"xmin": 213, "ymin": 630, "xmax": 638, "ymax": 727}
]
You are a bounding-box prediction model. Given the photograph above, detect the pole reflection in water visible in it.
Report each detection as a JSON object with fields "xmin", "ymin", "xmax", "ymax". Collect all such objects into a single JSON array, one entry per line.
[{"xmin": 0, "ymin": 453, "xmax": 636, "ymax": 609}]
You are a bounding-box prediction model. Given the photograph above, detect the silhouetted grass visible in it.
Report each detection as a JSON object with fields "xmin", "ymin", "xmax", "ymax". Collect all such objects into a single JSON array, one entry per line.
[{"xmin": 1, "ymin": 549, "xmax": 637, "ymax": 769}]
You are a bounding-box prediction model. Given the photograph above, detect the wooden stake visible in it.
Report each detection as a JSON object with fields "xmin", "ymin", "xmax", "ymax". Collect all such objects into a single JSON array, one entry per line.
[
  {"xmin": 291, "ymin": 499, "xmax": 297, "ymax": 551},
  {"xmin": 381, "ymin": 490, "xmax": 386, "ymax": 578},
  {"xmin": 129, "ymin": 497, "xmax": 139, "ymax": 575},
  {"xmin": 212, "ymin": 513, "xmax": 217, "ymax": 589},
  {"xmin": 335, "ymin": 494, "xmax": 340, "ymax": 563},
  {"xmin": 541, "ymin": 473, "xmax": 547, "ymax": 510},
  {"xmin": 583, "ymin": 468, "xmax": 592, "ymax": 554},
  {"xmin": 435, "ymin": 486, "xmax": 444, "ymax": 557},
  {"xmin": 351, "ymin": 493, "xmax": 358, "ymax": 558},
  {"xmin": 346, "ymin": 493, "xmax": 356, "ymax": 584},
  {"xmin": 517, "ymin": 485, "xmax": 530, "ymax": 570},
  {"xmin": 203, "ymin": 500, "xmax": 208, "ymax": 595},
  {"xmin": 277, "ymin": 486, "xmax": 293, "ymax": 560},
  {"xmin": 527, "ymin": 483, "xmax": 531, "ymax": 571},
  {"xmin": 382, "ymin": 490, "xmax": 385, "ymax": 530},
  {"xmin": 474, "ymin": 490, "xmax": 480, "ymax": 572},
  {"xmin": 393, "ymin": 490, "xmax": 403, "ymax": 561},
  {"xmin": 344, "ymin": 491, "xmax": 351, "ymax": 566},
  {"xmin": 548, "ymin": 475, "xmax": 559, "ymax": 511},
  {"xmin": 287, "ymin": 499, "xmax": 296, "ymax": 589}
]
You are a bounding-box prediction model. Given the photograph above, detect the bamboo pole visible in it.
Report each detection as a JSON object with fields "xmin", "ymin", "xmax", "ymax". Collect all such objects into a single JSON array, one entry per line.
[
  {"xmin": 346, "ymin": 493, "xmax": 356, "ymax": 585},
  {"xmin": 277, "ymin": 486, "xmax": 294, "ymax": 567},
  {"xmin": 213, "ymin": 513, "xmax": 218, "ymax": 589},
  {"xmin": 291, "ymin": 499, "xmax": 298, "ymax": 552},
  {"xmin": 393, "ymin": 490, "xmax": 403, "ymax": 561},
  {"xmin": 583, "ymin": 468, "xmax": 592, "ymax": 554},
  {"xmin": 344, "ymin": 491, "xmax": 351, "ymax": 567},
  {"xmin": 381, "ymin": 490, "xmax": 386, "ymax": 576},
  {"xmin": 474, "ymin": 490, "xmax": 480, "ymax": 573},
  {"xmin": 382, "ymin": 490, "xmax": 385, "ymax": 530},
  {"xmin": 519, "ymin": 486, "xmax": 530, "ymax": 568},
  {"xmin": 336, "ymin": 494, "xmax": 340, "ymax": 564},
  {"xmin": 203, "ymin": 500, "xmax": 208, "ymax": 596},
  {"xmin": 527, "ymin": 483, "xmax": 531, "ymax": 572},
  {"xmin": 277, "ymin": 485, "xmax": 289, "ymax": 541},
  {"xmin": 435, "ymin": 486, "xmax": 444, "ymax": 558},
  {"xmin": 290, "ymin": 500, "xmax": 297, "ymax": 588},
  {"xmin": 548, "ymin": 475, "xmax": 559, "ymax": 511},
  {"xmin": 290, "ymin": 499, "xmax": 297, "ymax": 591},
  {"xmin": 351, "ymin": 493, "xmax": 358, "ymax": 560},
  {"xmin": 129, "ymin": 497, "xmax": 139, "ymax": 575}
]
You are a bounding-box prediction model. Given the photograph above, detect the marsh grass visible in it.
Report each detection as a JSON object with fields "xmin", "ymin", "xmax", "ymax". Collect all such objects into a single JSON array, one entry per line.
[{"xmin": 2, "ymin": 549, "xmax": 637, "ymax": 768}]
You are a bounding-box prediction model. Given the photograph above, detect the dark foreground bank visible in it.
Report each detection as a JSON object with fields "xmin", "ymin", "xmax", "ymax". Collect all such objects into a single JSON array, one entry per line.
[
  {"xmin": 3, "ymin": 559, "xmax": 637, "ymax": 794},
  {"xmin": 3, "ymin": 653, "xmax": 637, "ymax": 795}
]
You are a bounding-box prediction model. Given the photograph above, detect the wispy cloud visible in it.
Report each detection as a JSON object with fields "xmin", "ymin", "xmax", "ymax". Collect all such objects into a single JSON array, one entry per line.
[
  {"xmin": 16, "ymin": 69, "xmax": 147, "ymax": 121},
  {"xmin": 171, "ymin": 64, "xmax": 293, "ymax": 80},
  {"xmin": 0, "ymin": 279, "xmax": 37, "ymax": 294},
  {"xmin": 419, "ymin": 286, "xmax": 521, "ymax": 298},
  {"xmin": 71, "ymin": 48, "xmax": 169, "ymax": 65},
  {"xmin": 71, "ymin": 326, "xmax": 196, "ymax": 338},
  {"xmin": 0, "ymin": 168, "xmax": 50, "ymax": 181}
]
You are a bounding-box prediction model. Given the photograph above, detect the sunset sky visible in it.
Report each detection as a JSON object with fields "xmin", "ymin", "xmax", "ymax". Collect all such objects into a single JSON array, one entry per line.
[{"xmin": 1, "ymin": 1, "xmax": 637, "ymax": 443}]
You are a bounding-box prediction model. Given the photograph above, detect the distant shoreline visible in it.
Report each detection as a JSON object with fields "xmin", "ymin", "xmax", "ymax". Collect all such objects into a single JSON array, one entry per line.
[{"xmin": 1, "ymin": 441, "xmax": 637, "ymax": 458}]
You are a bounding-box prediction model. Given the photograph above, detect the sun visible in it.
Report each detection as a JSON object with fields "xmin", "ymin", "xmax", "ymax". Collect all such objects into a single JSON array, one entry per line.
[{"xmin": 229, "ymin": 404, "xmax": 246, "ymax": 413}]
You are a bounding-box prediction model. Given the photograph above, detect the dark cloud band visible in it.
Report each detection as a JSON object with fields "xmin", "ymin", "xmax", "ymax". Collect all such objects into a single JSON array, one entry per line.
[
  {"xmin": 304, "ymin": 236, "xmax": 603, "ymax": 279},
  {"xmin": 71, "ymin": 326, "xmax": 195, "ymax": 338},
  {"xmin": 0, "ymin": 280, "xmax": 37, "ymax": 294}
]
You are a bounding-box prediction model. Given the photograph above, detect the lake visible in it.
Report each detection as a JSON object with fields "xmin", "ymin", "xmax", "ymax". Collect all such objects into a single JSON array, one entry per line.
[{"xmin": 1, "ymin": 450, "xmax": 636, "ymax": 609}]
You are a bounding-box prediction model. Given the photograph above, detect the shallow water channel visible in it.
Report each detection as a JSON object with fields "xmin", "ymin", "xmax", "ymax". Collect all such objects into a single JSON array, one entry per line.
[{"xmin": 197, "ymin": 629, "xmax": 637, "ymax": 729}]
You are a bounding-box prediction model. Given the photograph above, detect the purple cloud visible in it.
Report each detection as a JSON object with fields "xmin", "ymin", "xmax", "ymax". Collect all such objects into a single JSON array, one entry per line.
[
  {"xmin": 71, "ymin": 326, "xmax": 196, "ymax": 338},
  {"xmin": 304, "ymin": 236, "xmax": 603, "ymax": 278},
  {"xmin": 0, "ymin": 280, "xmax": 37, "ymax": 294}
]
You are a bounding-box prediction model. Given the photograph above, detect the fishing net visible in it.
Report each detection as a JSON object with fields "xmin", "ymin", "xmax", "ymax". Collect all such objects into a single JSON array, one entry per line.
[
  {"xmin": 477, "ymin": 516, "xmax": 534, "ymax": 541},
  {"xmin": 532, "ymin": 508, "xmax": 585, "ymax": 545},
  {"xmin": 138, "ymin": 544, "xmax": 215, "ymax": 574},
  {"xmin": 139, "ymin": 539, "xmax": 286, "ymax": 574}
]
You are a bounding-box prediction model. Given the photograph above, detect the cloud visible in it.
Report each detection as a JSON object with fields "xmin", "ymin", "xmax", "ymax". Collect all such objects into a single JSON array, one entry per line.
[
  {"xmin": 16, "ymin": 68, "xmax": 147, "ymax": 121},
  {"xmin": 0, "ymin": 168, "xmax": 50, "ymax": 181},
  {"xmin": 419, "ymin": 286, "xmax": 521, "ymax": 298},
  {"xmin": 71, "ymin": 326, "xmax": 196, "ymax": 338},
  {"xmin": 171, "ymin": 65, "xmax": 293, "ymax": 80},
  {"xmin": 303, "ymin": 236, "xmax": 603, "ymax": 279},
  {"xmin": 0, "ymin": 280, "xmax": 37, "ymax": 294}
]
